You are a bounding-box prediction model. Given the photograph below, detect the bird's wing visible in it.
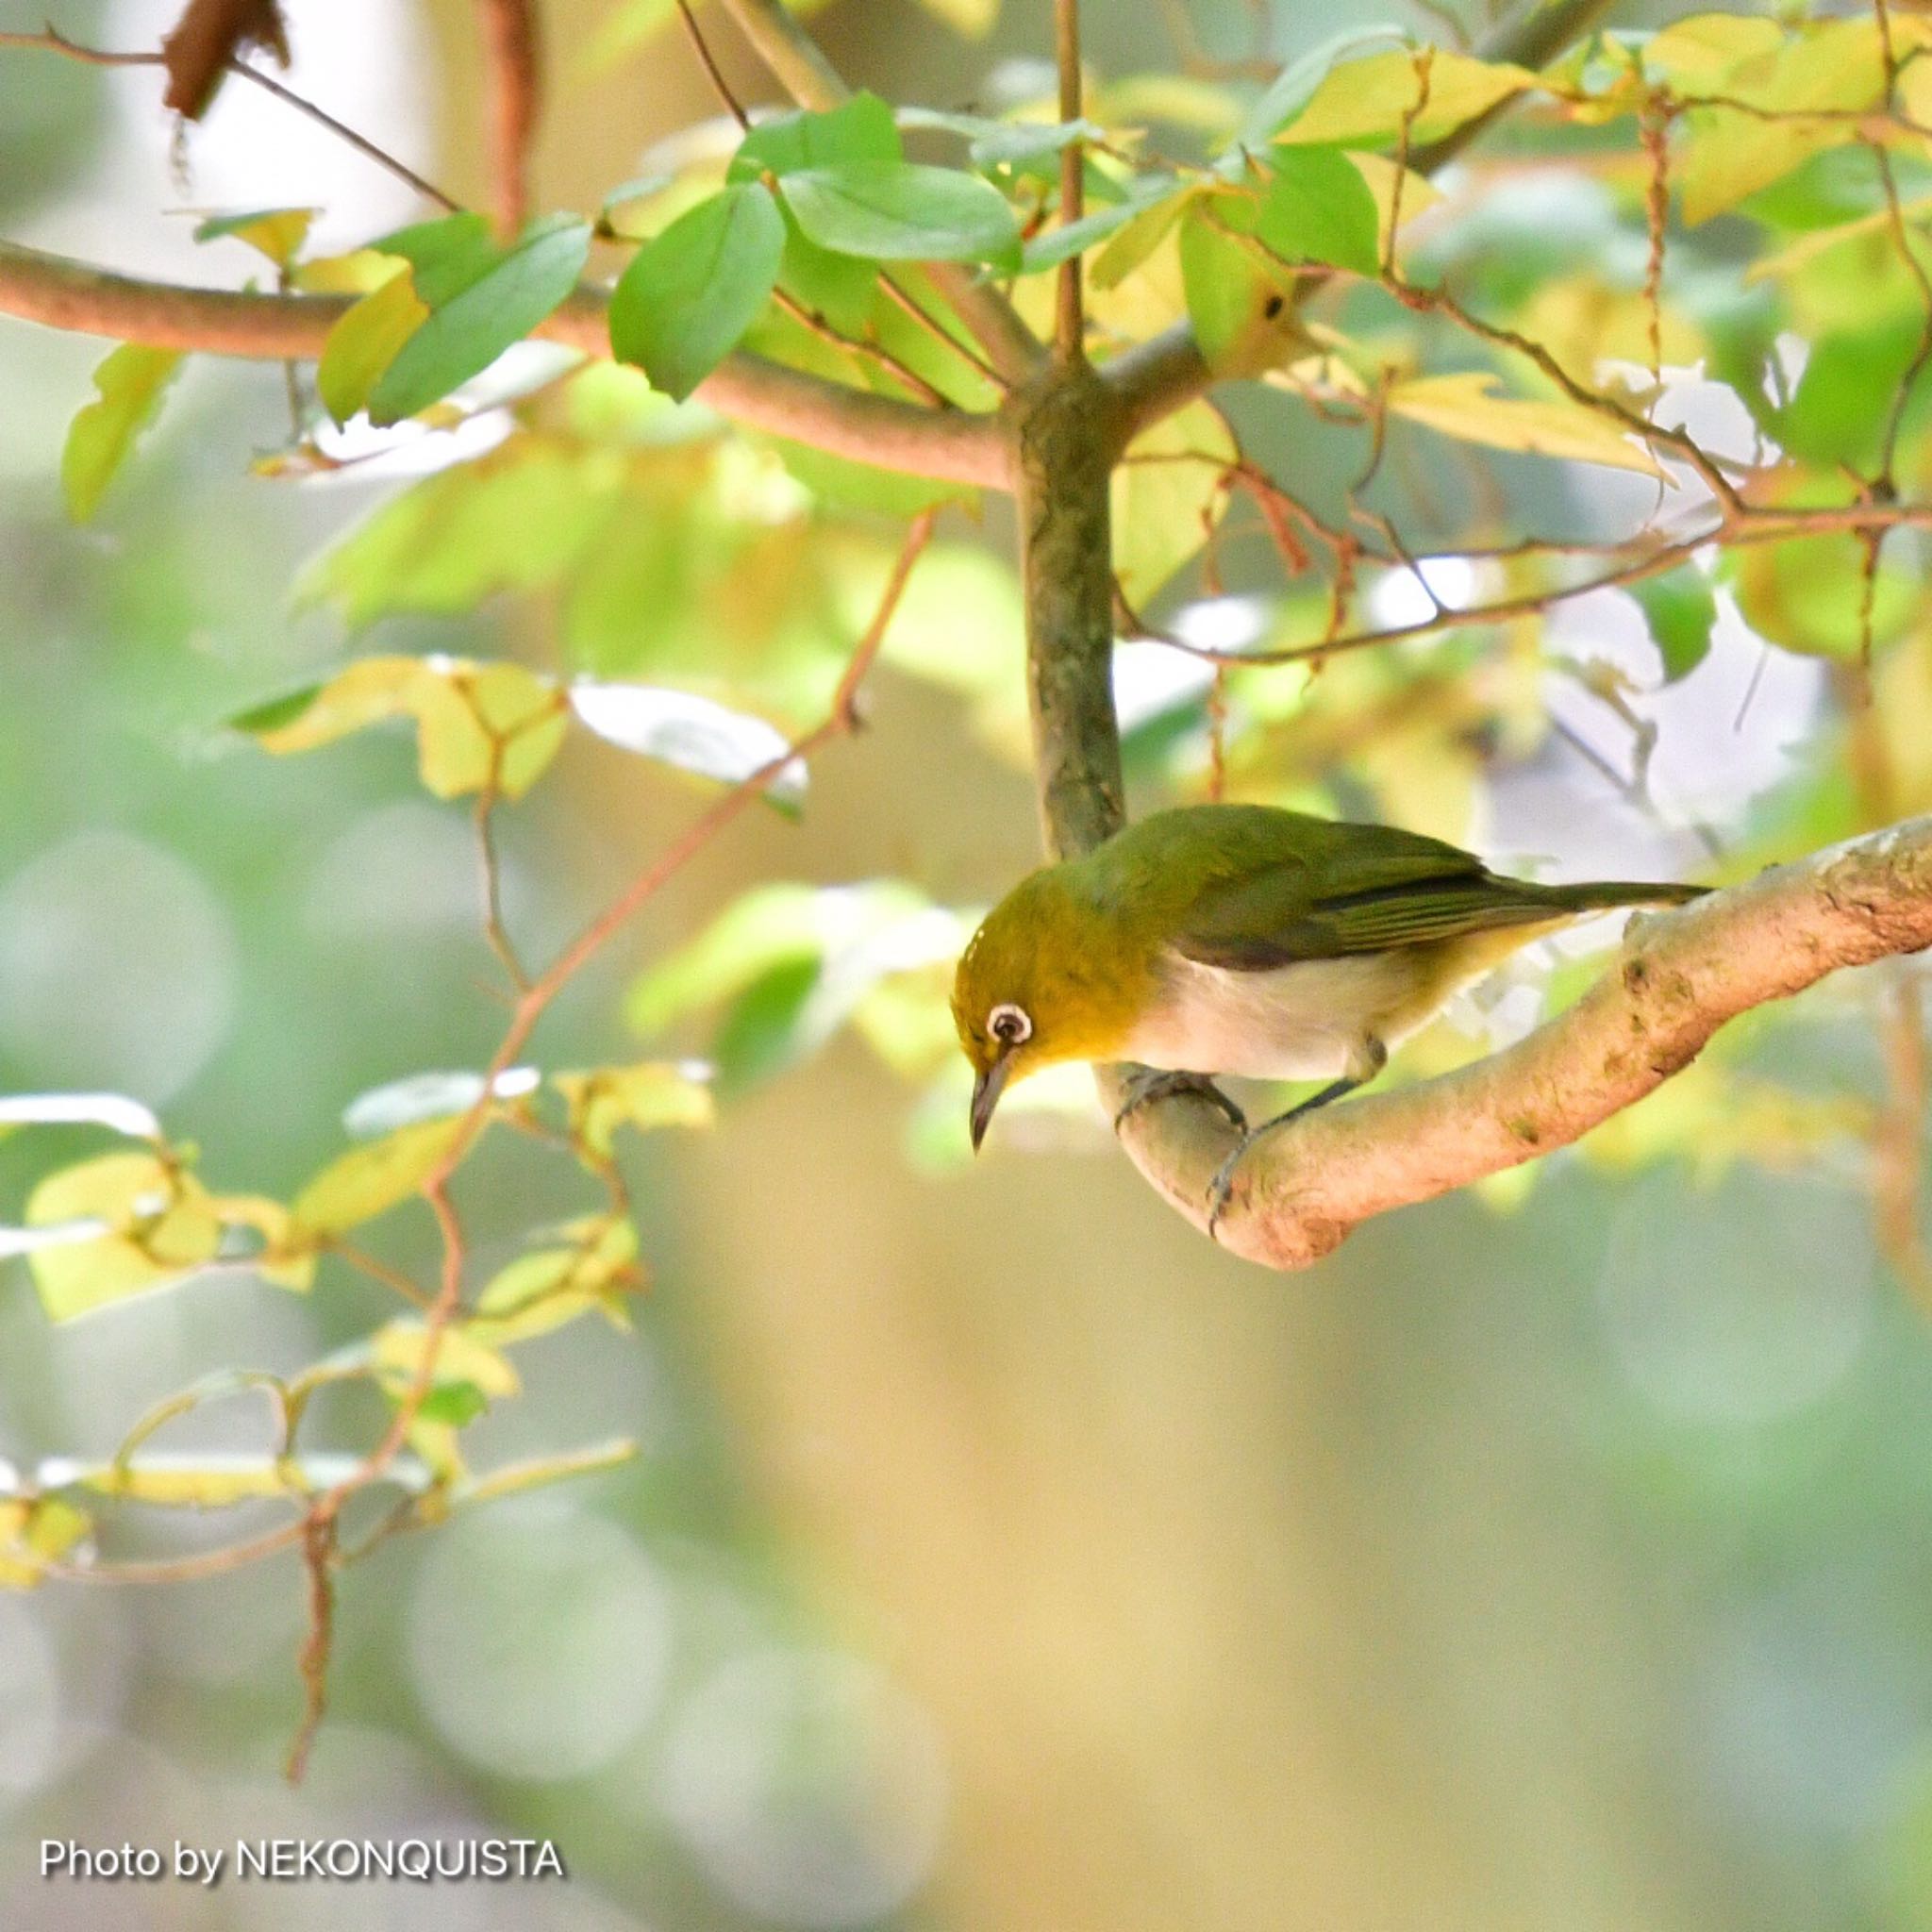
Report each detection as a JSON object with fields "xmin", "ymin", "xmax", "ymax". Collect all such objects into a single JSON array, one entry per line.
[{"xmin": 1172, "ymin": 826, "xmax": 1560, "ymax": 972}]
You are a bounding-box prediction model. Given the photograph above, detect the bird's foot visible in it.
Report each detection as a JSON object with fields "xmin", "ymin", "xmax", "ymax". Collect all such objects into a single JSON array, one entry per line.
[
  {"xmin": 1203, "ymin": 1070, "xmax": 1371, "ymax": 1242},
  {"xmin": 1112, "ymin": 1069, "xmax": 1245, "ymax": 1136},
  {"xmin": 1205, "ymin": 1136, "xmax": 1256, "ymax": 1242}
]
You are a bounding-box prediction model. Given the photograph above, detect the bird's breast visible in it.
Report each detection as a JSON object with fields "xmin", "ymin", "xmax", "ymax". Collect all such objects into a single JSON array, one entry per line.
[{"xmin": 1115, "ymin": 948, "xmax": 1441, "ymax": 1081}]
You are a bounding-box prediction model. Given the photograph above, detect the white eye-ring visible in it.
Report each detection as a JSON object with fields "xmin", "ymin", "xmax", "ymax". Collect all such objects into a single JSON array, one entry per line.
[{"xmin": 989, "ymin": 1003, "xmax": 1032, "ymax": 1046}]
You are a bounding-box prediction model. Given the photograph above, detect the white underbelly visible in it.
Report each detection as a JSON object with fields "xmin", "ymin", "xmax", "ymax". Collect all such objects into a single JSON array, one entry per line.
[{"xmin": 1116, "ymin": 950, "xmax": 1439, "ymax": 1082}]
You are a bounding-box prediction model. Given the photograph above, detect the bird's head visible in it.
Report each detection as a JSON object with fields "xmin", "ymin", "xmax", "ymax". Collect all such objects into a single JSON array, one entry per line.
[{"xmin": 952, "ymin": 866, "xmax": 1127, "ymax": 1151}]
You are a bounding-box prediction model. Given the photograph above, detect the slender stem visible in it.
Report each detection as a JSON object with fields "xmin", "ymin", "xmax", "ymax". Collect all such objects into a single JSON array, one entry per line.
[
  {"xmin": 675, "ymin": 0, "xmax": 749, "ymax": 129},
  {"xmin": 0, "ymin": 28, "xmax": 462, "ymax": 211},
  {"xmin": 1053, "ymin": 0, "xmax": 1086, "ymax": 366}
]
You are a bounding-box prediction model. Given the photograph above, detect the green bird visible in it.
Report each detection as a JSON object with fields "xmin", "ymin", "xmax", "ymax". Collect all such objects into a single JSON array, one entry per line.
[{"xmin": 952, "ymin": 804, "xmax": 1706, "ymax": 1222}]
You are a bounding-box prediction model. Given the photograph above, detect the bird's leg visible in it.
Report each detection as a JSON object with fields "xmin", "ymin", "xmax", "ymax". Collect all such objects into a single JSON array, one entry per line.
[
  {"xmin": 1113, "ymin": 1068, "xmax": 1246, "ymax": 1135},
  {"xmin": 1206, "ymin": 1039, "xmax": 1389, "ymax": 1241}
]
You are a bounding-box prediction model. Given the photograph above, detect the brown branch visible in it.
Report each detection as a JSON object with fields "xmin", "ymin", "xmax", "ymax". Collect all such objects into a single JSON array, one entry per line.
[
  {"xmin": 1109, "ymin": 819, "xmax": 1932, "ymax": 1268},
  {"xmin": 477, "ymin": 0, "xmax": 541, "ymax": 237},
  {"xmin": 283, "ymin": 1512, "xmax": 336, "ymax": 1783},
  {"xmin": 329, "ymin": 505, "xmax": 937, "ymax": 1507},
  {"xmin": 1053, "ymin": 0, "xmax": 1086, "ymax": 367},
  {"xmin": 0, "ymin": 241, "xmax": 1011, "ymax": 488}
]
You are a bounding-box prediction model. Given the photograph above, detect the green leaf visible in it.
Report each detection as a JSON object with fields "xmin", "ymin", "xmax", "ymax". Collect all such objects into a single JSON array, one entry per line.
[
  {"xmin": 25, "ymin": 1154, "xmax": 222, "ymax": 1322},
  {"xmin": 317, "ymin": 268, "xmax": 427, "ymax": 425},
  {"xmin": 1630, "ymin": 569, "xmax": 1719, "ymax": 683},
  {"xmin": 1256, "ymin": 145, "xmax": 1379, "ymax": 274},
  {"xmin": 60, "ymin": 344, "xmax": 184, "ymax": 522},
  {"xmin": 297, "ymin": 441, "xmax": 615, "ymax": 625},
  {"xmin": 781, "ymin": 162, "xmax": 1023, "ymax": 267},
  {"xmin": 367, "ymin": 214, "xmax": 592, "ymax": 424},
  {"xmin": 1179, "ymin": 207, "xmax": 1268, "ymax": 372},
  {"xmin": 730, "ymin": 92, "xmax": 900, "ymax": 181},
  {"xmin": 417, "ymin": 1381, "xmax": 491, "ymax": 1427},
  {"xmin": 368, "ymin": 212, "xmax": 497, "ymax": 305},
  {"xmin": 291, "ymin": 1118, "xmax": 469, "ymax": 1239},
  {"xmin": 569, "ymin": 680, "xmax": 805, "ymax": 808},
  {"xmin": 192, "ymin": 207, "xmax": 317, "ymax": 269},
  {"xmin": 1776, "ymin": 313, "xmax": 1926, "ymax": 472},
  {"xmin": 609, "ymin": 184, "xmax": 786, "ymax": 401}
]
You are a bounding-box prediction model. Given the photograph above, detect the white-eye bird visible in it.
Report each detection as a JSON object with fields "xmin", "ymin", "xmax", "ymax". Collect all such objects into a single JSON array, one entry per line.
[{"xmin": 952, "ymin": 804, "xmax": 1705, "ymax": 1224}]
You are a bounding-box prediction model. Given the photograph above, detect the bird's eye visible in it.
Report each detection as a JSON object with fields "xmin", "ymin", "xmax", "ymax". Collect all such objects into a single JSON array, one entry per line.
[{"xmin": 989, "ymin": 1003, "xmax": 1032, "ymax": 1046}]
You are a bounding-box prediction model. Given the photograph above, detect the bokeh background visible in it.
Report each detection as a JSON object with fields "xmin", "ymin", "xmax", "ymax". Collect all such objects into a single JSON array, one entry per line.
[{"xmin": 6, "ymin": 0, "xmax": 1932, "ymax": 1928}]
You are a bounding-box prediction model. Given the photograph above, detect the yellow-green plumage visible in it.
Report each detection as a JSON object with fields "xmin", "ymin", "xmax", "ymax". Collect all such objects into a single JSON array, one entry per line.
[{"xmin": 954, "ymin": 804, "xmax": 1704, "ymax": 1150}]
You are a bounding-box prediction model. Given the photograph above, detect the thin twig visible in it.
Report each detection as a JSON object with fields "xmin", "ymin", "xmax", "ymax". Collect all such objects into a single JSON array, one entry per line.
[
  {"xmin": 0, "ymin": 26, "xmax": 461, "ymax": 210},
  {"xmin": 283, "ymin": 1513, "xmax": 336, "ymax": 1783},
  {"xmin": 675, "ymin": 0, "xmax": 749, "ymax": 129}
]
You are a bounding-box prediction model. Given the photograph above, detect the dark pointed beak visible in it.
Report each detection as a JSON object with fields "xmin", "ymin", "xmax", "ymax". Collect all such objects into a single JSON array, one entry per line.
[{"xmin": 969, "ymin": 1051, "xmax": 1013, "ymax": 1153}]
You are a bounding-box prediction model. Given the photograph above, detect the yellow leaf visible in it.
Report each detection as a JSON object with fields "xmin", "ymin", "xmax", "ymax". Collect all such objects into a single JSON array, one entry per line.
[
  {"xmin": 291, "ymin": 1117, "xmax": 467, "ymax": 1238},
  {"xmin": 61, "ymin": 344, "xmax": 185, "ymax": 523},
  {"xmin": 1347, "ymin": 152, "xmax": 1441, "ymax": 262},
  {"xmin": 1670, "ymin": 17, "xmax": 1910, "ymax": 224},
  {"xmin": 1383, "ymin": 372, "xmax": 1670, "ymax": 478},
  {"xmin": 0, "ymin": 1497, "xmax": 91, "ymax": 1589},
  {"xmin": 371, "ymin": 1322, "xmax": 522, "ymax": 1399},
  {"xmin": 236, "ymin": 655, "xmax": 566, "ymax": 801},
  {"xmin": 211, "ymin": 1192, "xmax": 316, "ymax": 1291},
  {"xmin": 44, "ymin": 1453, "xmax": 380, "ymax": 1507},
  {"xmin": 475, "ymin": 1218, "xmax": 645, "ymax": 1341},
  {"xmin": 1112, "ymin": 398, "xmax": 1239, "ymax": 608},
  {"xmin": 1094, "ymin": 73, "xmax": 1243, "ymax": 136},
  {"xmin": 553, "ymin": 1062, "xmax": 715, "ymax": 1158},
  {"xmin": 1277, "ymin": 50, "xmax": 1534, "ymax": 149},
  {"xmin": 25, "ymin": 1154, "xmax": 222, "ymax": 1322},
  {"xmin": 318, "ymin": 269, "xmax": 427, "ymax": 425},
  {"xmin": 453, "ymin": 1438, "xmax": 638, "ymax": 1509},
  {"xmin": 291, "ymin": 248, "xmax": 408, "ymax": 295},
  {"xmin": 907, "ymin": 0, "xmax": 996, "ymax": 37},
  {"xmin": 1640, "ymin": 12, "xmax": 1786, "ymax": 91}
]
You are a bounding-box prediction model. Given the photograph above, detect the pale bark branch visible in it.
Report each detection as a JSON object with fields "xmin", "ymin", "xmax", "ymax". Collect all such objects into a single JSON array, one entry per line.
[
  {"xmin": 0, "ymin": 240, "xmax": 1010, "ymax": 488},
  {"xmin": 711, "ymin": 0, "xmax": 1045, "ymax": 386},
  {"xmin": 1107, "ymin": 819, "xmax": 1932, "ymax": 1270}
]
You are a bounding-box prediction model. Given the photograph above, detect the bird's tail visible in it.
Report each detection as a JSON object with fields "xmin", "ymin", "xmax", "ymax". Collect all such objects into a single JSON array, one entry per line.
[{"xmin": 1537, "ymin": 878, "xmax": 1707, "ymax": 914}]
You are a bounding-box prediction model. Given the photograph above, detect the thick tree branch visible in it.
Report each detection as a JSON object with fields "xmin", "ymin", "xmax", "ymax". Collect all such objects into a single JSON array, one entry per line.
[
  {"xmin": 0, "ymin": 240, "xmax": 1010, "ymax": 488},
  {"xmin": 1108, "ymin": 819, "xmax": 1932, "ymax": 1269},
  {"xmin": 711, "ymin": 0, "xmax": 1045, "ymax": 386}
]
